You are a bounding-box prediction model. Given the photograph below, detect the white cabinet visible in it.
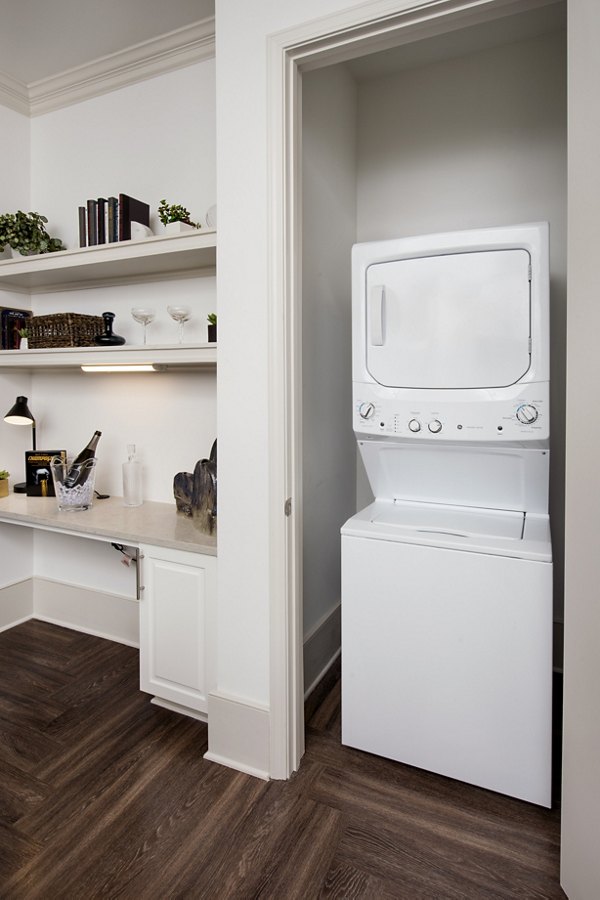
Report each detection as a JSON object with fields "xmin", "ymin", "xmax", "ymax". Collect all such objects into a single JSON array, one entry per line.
[{"xmin": 139, "ymin": 543, "xmax": 216, "ymax": 718}]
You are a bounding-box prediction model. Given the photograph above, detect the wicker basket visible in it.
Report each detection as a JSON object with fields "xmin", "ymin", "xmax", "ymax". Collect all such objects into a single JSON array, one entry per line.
[{"xmin": 28, "ymin": 313, "xmax": 104, "ymax": 349}]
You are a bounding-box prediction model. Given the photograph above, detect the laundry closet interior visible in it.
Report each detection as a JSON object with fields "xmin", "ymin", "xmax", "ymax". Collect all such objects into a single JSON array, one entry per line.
[{"xmin": 300, "ymin": 0, "xmax": 566, "ymax": 704}]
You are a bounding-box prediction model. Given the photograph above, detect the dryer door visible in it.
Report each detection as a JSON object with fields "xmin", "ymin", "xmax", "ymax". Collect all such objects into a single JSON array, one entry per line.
[{"xmin": 365, "ymin": 249, "xmax": 531, "ymax": 389}]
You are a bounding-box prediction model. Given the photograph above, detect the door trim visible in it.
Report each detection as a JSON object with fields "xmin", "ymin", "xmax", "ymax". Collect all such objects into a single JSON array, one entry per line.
[{"xmin": 265, "ymin": 0, "xmax": 557, "ymax": 779}]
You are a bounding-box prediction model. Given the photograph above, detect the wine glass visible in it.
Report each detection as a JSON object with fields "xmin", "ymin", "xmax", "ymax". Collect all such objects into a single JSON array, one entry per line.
[
  {"xmin": 131, "ymin": 307, "xmax": 155, "ymax": 345},
  {"xmin": 167, "ymin": 305, "xmax": 191, "ymax": 344}
]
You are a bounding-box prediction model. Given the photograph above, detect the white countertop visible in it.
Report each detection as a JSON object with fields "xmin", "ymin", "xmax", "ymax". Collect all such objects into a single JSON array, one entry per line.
[{"xmin": 0, "ymin": 493, "xmax": 217, "ymax": 556}]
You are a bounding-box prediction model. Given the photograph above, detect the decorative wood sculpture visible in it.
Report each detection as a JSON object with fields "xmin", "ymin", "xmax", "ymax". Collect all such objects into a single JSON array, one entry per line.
[{"xmin": 173, "ymin": 440, "xmax": 217, "ymax": 534}]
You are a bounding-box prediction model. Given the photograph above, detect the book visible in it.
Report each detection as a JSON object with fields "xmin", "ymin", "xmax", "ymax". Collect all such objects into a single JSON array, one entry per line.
[
  {"xmin": 86, "ymin": 199, "xmax": 98, "ymax": 246},
  {"xmin": 1, "ymin": 307, "xmax": 31, "ymax": 350},
  {"xmin": 118, "ymin": 193, "xmax": 150, "ymax": 241},
  {"xmin": 107, "ymin": 197, "xmax": 118, "ymax": 243},
  {"xmin": 97, "ymin": 197, "xmax": 106, "ymax": 244},
  {"xmin": 25, "ymin": 450, "xmax": 66, "ymax": 497},
  {"xmin": 78, "ymin": 206, "xmax": 87, "ymax": 248}
]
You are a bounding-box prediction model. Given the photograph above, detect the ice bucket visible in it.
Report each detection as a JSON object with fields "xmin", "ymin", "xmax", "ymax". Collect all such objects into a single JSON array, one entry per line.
[{"xmin": 50, "ymin": 456, "xmax": 97, "ymax": 511}]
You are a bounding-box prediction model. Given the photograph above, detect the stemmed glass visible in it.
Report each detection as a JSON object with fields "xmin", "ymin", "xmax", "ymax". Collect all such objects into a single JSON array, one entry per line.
[
  {"xmin": 167, "ymin": 305, "xmax": 191, "ymax": 344},
  {"xmin": 131, "ymin": 308, "xmax": 155, "ymax": 345}
]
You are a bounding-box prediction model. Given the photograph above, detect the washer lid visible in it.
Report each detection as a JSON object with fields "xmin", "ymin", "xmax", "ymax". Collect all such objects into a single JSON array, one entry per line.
[
  {"xmin": 342, "ymin": 500, "xmax": 552, "ymax": 561},
  {"xmin": 365, "ymin": 248, "xmax": 531, "ymax": 389},
  {"xmin": 371, "ymin": 501, "xmax": 524, "ymax": 541}
]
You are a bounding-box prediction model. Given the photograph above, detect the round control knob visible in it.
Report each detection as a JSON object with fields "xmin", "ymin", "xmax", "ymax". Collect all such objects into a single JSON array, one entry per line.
[
  {"xmin": 358, "ymin": 401, "xmax": 375, "ymax": 420},
  {"xmin": 428, "ymin": 419, "xmax": 443, "ymax": 434},
  {"xmin": 408, "ymin": 418, "xmax": 421, "ymax": 433},
  {"xmin": 516, "ymin": 404, "xmax": 539, "ymax": 425}
]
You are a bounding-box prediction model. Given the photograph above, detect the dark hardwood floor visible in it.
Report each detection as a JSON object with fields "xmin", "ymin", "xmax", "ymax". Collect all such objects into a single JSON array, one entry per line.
[{"xmin": 0, "ymin": 620, "xmax": 565, "ymax": 898}]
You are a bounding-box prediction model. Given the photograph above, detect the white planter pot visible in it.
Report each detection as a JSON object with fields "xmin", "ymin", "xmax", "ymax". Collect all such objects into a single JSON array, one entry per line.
[
  {"xmin": 19, "ymin": 337, "xmax": 28, "ymax": 350},
  {"xmin": 164, "ymin": 221, "xmax": 197, "ymax": 235}
]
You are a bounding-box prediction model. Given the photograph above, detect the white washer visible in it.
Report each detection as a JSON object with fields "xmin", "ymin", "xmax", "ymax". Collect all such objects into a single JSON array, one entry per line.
[{"xmin": 342, "ymin": 223, "xmax": 553, "ymax": 807}]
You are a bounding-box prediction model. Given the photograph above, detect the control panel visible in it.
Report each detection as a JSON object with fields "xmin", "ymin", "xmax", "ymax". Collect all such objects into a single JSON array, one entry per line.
[{"xmin": 353, "ymin": 383, "xmax": 549, "ymax": 441}]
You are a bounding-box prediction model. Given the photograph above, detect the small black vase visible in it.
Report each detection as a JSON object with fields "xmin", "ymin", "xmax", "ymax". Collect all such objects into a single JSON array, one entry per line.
[
  {"xmin": 207, "ymin": 323, "xmax": 217, "ymax": 343},
  {"xmin": 95, "ymin": 311, "xmax": 126, "ymax": 346}
]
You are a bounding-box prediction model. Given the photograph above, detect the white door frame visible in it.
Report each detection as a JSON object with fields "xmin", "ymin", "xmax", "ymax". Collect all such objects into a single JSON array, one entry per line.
[{"xmin": 266, "ymin": 0, "xmax": 558, "ymax": 779}]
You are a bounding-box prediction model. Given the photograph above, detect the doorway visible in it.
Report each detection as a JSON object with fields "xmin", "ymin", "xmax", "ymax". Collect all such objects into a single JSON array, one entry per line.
[{"xmin": 267, "ymin": 0, "xmax": 567, "ymax": 781}]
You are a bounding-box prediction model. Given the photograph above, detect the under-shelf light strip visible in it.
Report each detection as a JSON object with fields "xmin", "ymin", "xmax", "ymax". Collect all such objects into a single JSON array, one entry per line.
[{"xmin": 80, "ymin": 364, "xmax": 164, "ymax": 373}]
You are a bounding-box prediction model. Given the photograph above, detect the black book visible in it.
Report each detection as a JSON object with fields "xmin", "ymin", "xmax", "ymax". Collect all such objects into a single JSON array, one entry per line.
[
  {"xmin": 86, "ymin": 199, "xmax": 98, "ymax": 246},
  {"xmin": 78, "ymin": 206, "xmax": 87, "ymax": 248},
  {"xmin": 107, "ymin": 197, "xmax": 118, "ymax": 243},
  {"xmin": 118, "ymin": 193, "xmax": 149, "ymax": 241},
  {"xmin": 97, "ymin": 197, "xmax": 107, "ymax": 244},
  {"xmin": 1, "ymin": 307, "xmax": 31, "ymax": 350},
  {"xmin": 25, "ymin": 450, "xmax": 66, "ymax": 497}
]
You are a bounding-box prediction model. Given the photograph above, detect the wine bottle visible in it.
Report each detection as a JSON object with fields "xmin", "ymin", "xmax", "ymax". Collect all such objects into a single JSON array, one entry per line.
[{"xmin": 64, "ymin": 430, "xmax": 102, "ymax": 488}]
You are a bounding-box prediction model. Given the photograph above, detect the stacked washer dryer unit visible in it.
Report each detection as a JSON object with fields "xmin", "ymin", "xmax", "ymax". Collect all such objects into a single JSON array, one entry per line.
[{"xmin": 341, "ymin": 222, "xmax": 552, "ymax": 807}]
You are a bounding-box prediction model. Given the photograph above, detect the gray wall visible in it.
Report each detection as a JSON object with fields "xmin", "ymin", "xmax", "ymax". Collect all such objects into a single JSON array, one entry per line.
[
  {"xmin": 302, "ymin": 65, "xmax": 357, "ymax": 692},
  {"xmin": 355, "ymin": 31, "xmax": 567, "ymax": 628}
]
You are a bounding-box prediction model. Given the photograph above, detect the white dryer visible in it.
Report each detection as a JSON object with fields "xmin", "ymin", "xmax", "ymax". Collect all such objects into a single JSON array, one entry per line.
[{"xmin": 342, "ymin": 223, "xmax": 553, "ymax": 807}]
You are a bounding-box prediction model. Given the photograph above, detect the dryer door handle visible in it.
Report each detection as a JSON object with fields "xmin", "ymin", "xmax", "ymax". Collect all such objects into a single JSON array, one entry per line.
[{"xmin": 369, "ymin": 284, "xmax": 385, "ymax": 346}]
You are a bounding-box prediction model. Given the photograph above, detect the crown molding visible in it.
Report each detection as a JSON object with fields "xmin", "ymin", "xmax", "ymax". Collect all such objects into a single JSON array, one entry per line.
[
  {"xmin": 0, "ymin": 70, "xmax": 29, "ymax": 116},
  {"xmin": 0, "ymin": 18, "xmax": 215, "ymax": 119}
]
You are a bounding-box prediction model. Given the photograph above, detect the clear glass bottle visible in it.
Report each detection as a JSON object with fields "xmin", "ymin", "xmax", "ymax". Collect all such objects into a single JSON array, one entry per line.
[{"xmin": 122, "ymin": 444, "xmax": 143, "ymax": 507}]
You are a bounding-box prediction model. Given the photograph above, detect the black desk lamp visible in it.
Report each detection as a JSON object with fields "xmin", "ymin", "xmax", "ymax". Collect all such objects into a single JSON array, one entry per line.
[{"xmin": 3, "ymin": 395, "xmax": 36, "ymax": 493}]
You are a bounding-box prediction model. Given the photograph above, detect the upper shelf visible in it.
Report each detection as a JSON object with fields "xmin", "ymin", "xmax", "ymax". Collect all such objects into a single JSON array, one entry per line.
[{"xmin": 0, "ymin": 230, "xmax": 217, "ymax": 293}]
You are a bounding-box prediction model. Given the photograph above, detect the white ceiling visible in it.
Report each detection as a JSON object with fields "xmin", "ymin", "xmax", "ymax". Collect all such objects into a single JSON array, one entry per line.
[{"xmin": 0, "ymin": 0, "xmax": 214, "ymax": 85}]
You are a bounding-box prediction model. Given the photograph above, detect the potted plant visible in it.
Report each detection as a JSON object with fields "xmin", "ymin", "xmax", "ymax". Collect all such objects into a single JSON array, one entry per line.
[
  {"xmin": 0, "ymin": 210, "xmax": 64, "ymax": 256},
  {"xmin": 207, "ymin": 313, "xmax": 217, "ymax": 343},
  {"xmin": 0, "ymin": 470, "xmax": 9, "ymax": 498},
  {"xmin": 158, "ymin": 199, "xmax": 201, "ymax": 234},
  {"xmin": 18, "ymin": 327, "xmax": 29, "ymax": 350}
]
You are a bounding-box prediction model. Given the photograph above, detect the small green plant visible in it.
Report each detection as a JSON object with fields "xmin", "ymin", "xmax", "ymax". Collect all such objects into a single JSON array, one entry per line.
[
  {"xmin": 157, "ymin": 199, "xmax": 201, "ymax": 229},
  {"xmin": 18, "ymin": 327, "xmax": 29, "ymax": 338},
  {"xmin": 207, "ymin": 313, "xmax": 217, "ymax": 326},
  {"xmin": 0, "ymin": 210, "xmax": 64, "ymax": 254},
  {"xmin": 0, "ymin": 470, "xmax": 9, "ymax": 480}
]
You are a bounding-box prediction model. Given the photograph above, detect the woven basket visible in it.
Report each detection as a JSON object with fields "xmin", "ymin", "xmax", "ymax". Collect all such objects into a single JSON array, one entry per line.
[{"xmin": 28, "ymin": 313, "xmax": 103, "ymax": 349}]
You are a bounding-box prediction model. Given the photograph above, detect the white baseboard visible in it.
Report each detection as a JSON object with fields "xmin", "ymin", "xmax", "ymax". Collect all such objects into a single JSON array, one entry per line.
[
  {"xmin": 33, "ymin": 578, "xmax": 139, "ymax": 647},
  {"xmin": 0, "ymin": 578, "xmax": 34, "ymax": 632},
  {"xmin": 303, "ymin": 602, "xmax": 341, "ymax": 698},
  {"xmin": 205, "ymin": 690, "xmax": 270, "ymax": 780}
]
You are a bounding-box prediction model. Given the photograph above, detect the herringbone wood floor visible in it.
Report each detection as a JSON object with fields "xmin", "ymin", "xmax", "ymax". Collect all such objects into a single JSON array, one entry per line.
[{"xmin": 0, "ymin": 620, "xmax": 564, "ymax": 898}]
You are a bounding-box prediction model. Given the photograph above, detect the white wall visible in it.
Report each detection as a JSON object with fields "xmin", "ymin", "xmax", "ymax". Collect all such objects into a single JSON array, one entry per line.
[
  {"xmin": 355, "ymin": 31, "xmax": 567, "ymax": 628},
  {"xmin": 215, "ymin": 0, "xmax": 368, "ymax": 724},
  {"xmin": 0, "ymin": 105, "xmax": 32, "ymax": 486},
  {"xmin": 21, "ymin": 60, "xmax": 218, "ymax": 504},
  {"xmin": 0, "ymin": 104, "xmax": 30, "ymax": 210},
  {"xmin": 30, "ymin": 60, "xmax": 216, "ymax": 248},
  {"xmin": 302, "ymin": 65, "xmax": 357, "ymax": 688},
  {"xmin": 561, "ymin": 0, "xmax": 600, "ymax": 894}
]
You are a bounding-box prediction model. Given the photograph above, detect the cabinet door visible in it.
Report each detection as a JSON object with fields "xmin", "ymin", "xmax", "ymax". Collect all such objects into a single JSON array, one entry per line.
[{"xmin": 139, "ymin": 544, "xmax": 216, "ymax": 715}]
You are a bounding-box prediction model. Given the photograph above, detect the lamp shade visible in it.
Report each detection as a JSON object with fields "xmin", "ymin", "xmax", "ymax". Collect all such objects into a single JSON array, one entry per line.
[{"xmin": 4, "ymin": 395, "xmax": 35, "ymax": 425}]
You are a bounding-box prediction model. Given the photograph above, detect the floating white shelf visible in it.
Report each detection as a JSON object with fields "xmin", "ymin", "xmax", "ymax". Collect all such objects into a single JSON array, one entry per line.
[
  {"xmin": 0, "ymin": 343, "xmax": 217, "ymax": 370},
  {"xmin": 0, "ymin": 230, "xmax": 216, "ymax": 293}
]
